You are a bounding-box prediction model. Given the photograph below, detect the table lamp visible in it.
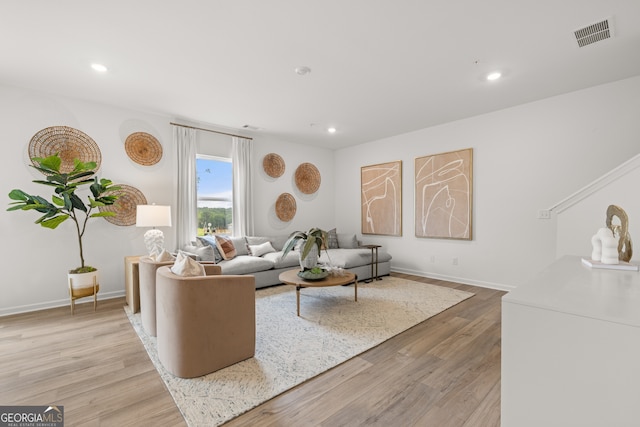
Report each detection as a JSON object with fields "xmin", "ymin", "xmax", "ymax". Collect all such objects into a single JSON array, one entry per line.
[{"xmin": 136, "ymin": 204, "xmax": 172, "ymax": 255}]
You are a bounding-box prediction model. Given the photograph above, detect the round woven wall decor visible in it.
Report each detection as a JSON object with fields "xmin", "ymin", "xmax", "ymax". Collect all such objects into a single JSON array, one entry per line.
[
  {"xmin": 98, "ymin": 184, "xmax": 147, "ymax": 226},
  {"xmin": 263, "ymin": 153, "xmax": 285, "ymax": 178},
  {"xmin": 125, "ymin": 132, "xmax": 162, "ymax": 166},
  {"xmin": 29, "ymin": 126, "xmax": 102, "ymax": 174},
  {"xmin": 294, "ymin": 162, "xmax": 321, "ymax": 194},
  {"xmin": 275, "ymin": 193, "xmax": 296, "ymax": 222}
]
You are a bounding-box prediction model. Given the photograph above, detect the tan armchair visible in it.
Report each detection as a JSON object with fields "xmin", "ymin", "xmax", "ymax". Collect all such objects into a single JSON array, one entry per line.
[
  {"xmin": 138, "ymin": 257, "xmax": 174, "ymax": 336},
  {"xmin": 155, "ymin": 265, "xmax": 256, "ymax": 378}
]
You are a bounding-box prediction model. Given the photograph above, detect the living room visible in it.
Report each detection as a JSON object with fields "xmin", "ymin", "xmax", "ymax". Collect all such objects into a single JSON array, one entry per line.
[
  {"xmin": 2, "ymin": 74, "xmax": 640, "ymax": 315},
  {"xmin": 2, "ymin": 1, "xmax": 640, "ymax": 425}
]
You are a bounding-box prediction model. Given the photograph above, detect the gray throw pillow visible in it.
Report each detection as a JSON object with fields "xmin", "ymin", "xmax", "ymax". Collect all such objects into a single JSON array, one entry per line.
[
  {"xmin": 183, "ymin": 243, "xmax": 216, "ymax": 262},
  {"xmin": 196, "ymin": 236, "xmax": 223, "ymax": 262},
  {"xmin": 337, "ymin": 233, "xmax": 358, "ymax": 249}
]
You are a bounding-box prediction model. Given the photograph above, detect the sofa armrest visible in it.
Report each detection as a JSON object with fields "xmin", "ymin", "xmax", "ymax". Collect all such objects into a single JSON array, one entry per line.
[{"xmin": 203, "ymin": 263, "xmax": 222, "ymax": 275}]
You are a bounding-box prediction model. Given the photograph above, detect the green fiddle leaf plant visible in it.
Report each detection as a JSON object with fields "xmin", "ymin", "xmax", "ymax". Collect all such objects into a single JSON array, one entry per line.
[{"xmin": 7, "ymin": 153, "xmax": 121, "ymax": 274}]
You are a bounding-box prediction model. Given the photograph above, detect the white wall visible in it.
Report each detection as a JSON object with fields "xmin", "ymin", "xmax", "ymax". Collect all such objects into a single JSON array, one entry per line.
[
  {"xmin": 556, "ymin": 157, "xmax": 640, "ymax": 258},
  {"xmin": 334, "ymin": 76, "xmax": 640, "ymax": 290},
  {"xmin": 0, "ymin": 85, "xmax": 174, "ymax": 315},
  {"xmin": 252, "ymin": 137, "xmax": 335, "ymax": 236},
  {"xmin": 0, "ymin": 85, "xmax": 334, "ymax": 315}
]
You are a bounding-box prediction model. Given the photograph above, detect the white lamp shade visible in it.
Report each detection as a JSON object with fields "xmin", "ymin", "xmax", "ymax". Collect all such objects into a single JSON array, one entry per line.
[{"xmin": 136, "ymin": 205, "xmax": 172, "ymax": 227}]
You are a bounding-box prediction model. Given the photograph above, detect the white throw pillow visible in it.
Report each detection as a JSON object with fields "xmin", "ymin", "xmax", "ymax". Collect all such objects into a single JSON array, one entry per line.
[
  {"xmin": 155, "ymin": 248, "xmax": 176, "ymax": 262},
  {"xmin": 249, "ymin": 241, "xmax": 276, "ymax": 257},
  {"xmin": 170, "ymin": 252, "xmax": 206, "ymax": 277}
]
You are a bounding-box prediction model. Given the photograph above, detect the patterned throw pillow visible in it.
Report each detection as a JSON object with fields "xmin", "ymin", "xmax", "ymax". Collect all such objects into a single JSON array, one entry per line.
[
  {"xmin": 327, "ymin": 228, "xmax": 339, "ymax": 249},
  {"xmin": 215, "ymin": 235, "xmax": 237, "ymax": 260}
]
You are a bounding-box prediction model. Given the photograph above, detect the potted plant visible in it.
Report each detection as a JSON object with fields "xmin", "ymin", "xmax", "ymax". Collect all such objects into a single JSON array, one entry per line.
[
  {"xmin": 281, "ymin": 227, "xmax": 328, "ymax": 270},
  {"xmin": 7, "ymin": 153, "xmax": 120, "ymax": 299}
]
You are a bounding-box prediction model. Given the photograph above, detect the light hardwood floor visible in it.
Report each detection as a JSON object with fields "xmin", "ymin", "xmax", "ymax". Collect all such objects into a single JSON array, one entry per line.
[{"xmin": 0, "ymin": 273, "xmax": 504, "ymax": 426}]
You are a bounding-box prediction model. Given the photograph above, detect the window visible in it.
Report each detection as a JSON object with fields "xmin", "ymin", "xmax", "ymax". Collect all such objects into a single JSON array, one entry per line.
[{"xmin": 196, "ymin": 155, "xmax": 232, "ymax": 236}]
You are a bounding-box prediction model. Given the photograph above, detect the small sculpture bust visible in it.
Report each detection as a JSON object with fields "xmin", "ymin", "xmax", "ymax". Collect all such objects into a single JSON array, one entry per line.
[{"xmin": 591, "ymin": 227, "xmax": 619, "ymax": 264}]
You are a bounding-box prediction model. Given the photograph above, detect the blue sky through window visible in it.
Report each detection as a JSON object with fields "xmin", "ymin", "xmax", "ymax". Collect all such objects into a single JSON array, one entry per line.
[{"xmin": 196, "ymin": 157, "xmax": 232, "ymax": 208}]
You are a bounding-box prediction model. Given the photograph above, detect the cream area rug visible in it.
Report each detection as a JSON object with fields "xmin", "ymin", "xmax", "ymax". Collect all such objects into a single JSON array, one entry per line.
[{"xmin": 125, "ymin": 276, "xmax": 474, "ymax": 426}]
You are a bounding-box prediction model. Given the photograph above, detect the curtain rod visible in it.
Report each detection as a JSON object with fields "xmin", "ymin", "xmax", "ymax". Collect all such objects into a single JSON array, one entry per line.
[{"xmin": 170, "ymin": 122, "xmax": 253, "ymax": 140}]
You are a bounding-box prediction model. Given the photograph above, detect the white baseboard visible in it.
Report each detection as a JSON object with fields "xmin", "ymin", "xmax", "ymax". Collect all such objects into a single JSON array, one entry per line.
[
  {"xmin": 0, "ymin": 290, "xmax": 125, "ymax": 317},
  {"xmin": 390, "ymin": 267, "xmax": 516, "ymax": 292}
]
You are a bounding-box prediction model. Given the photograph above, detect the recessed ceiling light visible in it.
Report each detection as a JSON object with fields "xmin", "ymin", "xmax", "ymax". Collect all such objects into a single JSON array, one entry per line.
[
  {"xmin": 294, "ymin": 66, "xmax": 311, "ymax": 76},
  {"xmin": 91, "ymin": 63, "xmax": 108, "ymax": 73},
  {"xmin": 487, "ymin": 71, "xmax": 502, "ymax": 81},
  {"xmin": 327, "ymin": 127, "xmax": 337, "ymax": 134}
]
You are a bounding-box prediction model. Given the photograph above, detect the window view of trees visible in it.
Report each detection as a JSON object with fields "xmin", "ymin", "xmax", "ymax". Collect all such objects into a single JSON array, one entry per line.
[
  {"xmin": 198, "ymin": 207, "xmax": 232, "ymax": 235},
  {"xmin": 196, "ymin": 155, "xmax": 232, "ymax": 236}
]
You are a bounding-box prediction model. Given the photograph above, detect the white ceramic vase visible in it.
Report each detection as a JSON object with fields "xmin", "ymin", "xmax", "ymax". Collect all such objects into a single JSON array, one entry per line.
[{"xmin": 299, "ymin": 244, "xmax": 319, "ymax": 270}]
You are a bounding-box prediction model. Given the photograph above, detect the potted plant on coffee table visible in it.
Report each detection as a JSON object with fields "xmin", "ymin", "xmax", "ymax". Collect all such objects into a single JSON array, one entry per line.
[
  {"xmin": 281, "ymin": 227, "xmax": 328, "ymax": 271},
  {"xmin": 7, "ymin": 153, "xmax": 120, "ymax": 310}
]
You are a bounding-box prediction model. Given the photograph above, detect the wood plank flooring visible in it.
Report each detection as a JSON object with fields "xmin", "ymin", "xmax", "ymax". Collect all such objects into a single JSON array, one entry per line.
[{"xmin": 0, "ymin": 273, "xmax": 504, "ymax": 426}]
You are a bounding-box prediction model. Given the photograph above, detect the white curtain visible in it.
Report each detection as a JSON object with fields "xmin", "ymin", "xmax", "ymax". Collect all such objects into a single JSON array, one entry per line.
[
  {"xmin": 174, "ymin": 126, "xmax": 198, "ymax": 250},
  {"xmin": 232, "ymin": 137, "xmax": 254, "ymax": 236}
]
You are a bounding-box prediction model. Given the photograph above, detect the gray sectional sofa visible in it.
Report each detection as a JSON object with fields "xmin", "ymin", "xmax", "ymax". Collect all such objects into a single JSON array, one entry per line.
[{"xmin": 182, "ymin": 233, "xmax": 392, "ymax": 289}]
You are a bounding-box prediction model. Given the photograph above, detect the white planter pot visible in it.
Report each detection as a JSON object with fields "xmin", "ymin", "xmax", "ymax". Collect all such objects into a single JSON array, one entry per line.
[
  {"xmin": 299, "ymin": 245, "xmax": 319, "ymax": 270},
  {"xmin": 68, "ymin": 270, "xmax": 100, "ymax": 314}
]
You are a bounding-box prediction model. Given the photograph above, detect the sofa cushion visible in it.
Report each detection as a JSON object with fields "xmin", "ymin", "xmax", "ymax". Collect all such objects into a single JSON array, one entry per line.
[
  {"xmin": 337, "ymin": 233, "xmax": 359, "ymax": 249},
  {"xmin": 231, "ymin": 236, "xmax": 249, "ymax": 256},
  {"xmin": 318, "ymin": 248, "xmax": 392, "ymax": 268},
  {"xmin": 327, "ymin": 228, "xmax": 339, "ymax": 249},
  {"xmin": 218, "ymin": 255, "xmax": 274, "ymax": 275},
  {"xmin": 248, "ymin": 241, "xmax": 276, "ymax": 257},
  {"xmin": 196, "ymin": 236, "xmax": 224, "ymax": 262},
  {"xmin": 262, "ymin": 250, "xmax": 300, "ymax": 269},
  {"xmin": 246, "ymin": 236, "xmax": 270, "ymax": 246},
  {"xmin": 215, "ymin": 235, "xmax": 237, "ymax": 260},
  {"xmin": 182, "ymin": 243, "xmax": 216, "ymax": 262},
  {"xmin": 246, "ymin": 235, "xmax": 288, "ymax": 251}
]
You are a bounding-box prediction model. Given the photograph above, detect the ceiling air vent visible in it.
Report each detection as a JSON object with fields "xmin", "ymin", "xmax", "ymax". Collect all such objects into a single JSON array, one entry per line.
[{"xmin": 574, "ymin": 19, "xmax": 612, "ymax": 47}]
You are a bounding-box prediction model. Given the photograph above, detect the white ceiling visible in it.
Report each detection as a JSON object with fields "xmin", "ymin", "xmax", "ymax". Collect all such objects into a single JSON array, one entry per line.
[{"xmin": 2, "ymin": 1, "xmax": 640, "ymax": 150}]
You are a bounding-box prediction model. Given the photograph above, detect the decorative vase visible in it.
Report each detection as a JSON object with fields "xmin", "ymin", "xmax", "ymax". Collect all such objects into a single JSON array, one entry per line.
[{"xmin": 299, "ymin": 244, "xmax": 319, "ymax": 270}]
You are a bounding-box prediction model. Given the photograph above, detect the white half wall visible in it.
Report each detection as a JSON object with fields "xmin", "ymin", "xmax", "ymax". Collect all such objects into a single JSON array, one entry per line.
[{"xmin": 334, "ymin": 76, "xmax": 640, "ymax": 290}]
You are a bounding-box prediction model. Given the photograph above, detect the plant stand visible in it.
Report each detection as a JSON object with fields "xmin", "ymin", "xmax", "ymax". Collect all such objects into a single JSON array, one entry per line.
[{"xmin": 68, "ymin": 272, "xmax": 100, "ymax": 315}]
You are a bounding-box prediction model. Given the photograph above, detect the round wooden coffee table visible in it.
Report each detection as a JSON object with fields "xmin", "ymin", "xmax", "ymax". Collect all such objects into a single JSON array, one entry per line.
[{"xmin": 279, "ymin": 269, "xmax": 358, "ymax": 316}]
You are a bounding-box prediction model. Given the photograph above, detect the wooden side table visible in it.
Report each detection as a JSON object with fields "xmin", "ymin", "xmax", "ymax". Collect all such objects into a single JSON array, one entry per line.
[
  {"xmin": 360, "ymin": 244, "xmax": 382, "ymax": 283},
  {"xmin": 124, "ymin": 255, "xmax": 143, "ymax": 313}
]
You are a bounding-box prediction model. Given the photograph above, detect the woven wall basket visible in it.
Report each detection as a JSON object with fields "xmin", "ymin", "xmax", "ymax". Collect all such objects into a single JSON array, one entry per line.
[
  {"xmin": 125, "ymin": 132, "xmax": 162, "ymax": 166},
  {"xmin": 294, "ymin": 162, "xmax": 321, "ymax": 194},
  {"xmin": 263, "ymin": 153, "xmax": 285, "ymax": 178},
  {"xmin": 98, "ymin": 184, "xmax": 147, "ymax": 226},
  {"xmin": 275, "ymin": 193, "xmax": 296, "ymax": 222},
  {"xmin": 29, "ymin": 126, "xmax": 102, "ymax": 174}
]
